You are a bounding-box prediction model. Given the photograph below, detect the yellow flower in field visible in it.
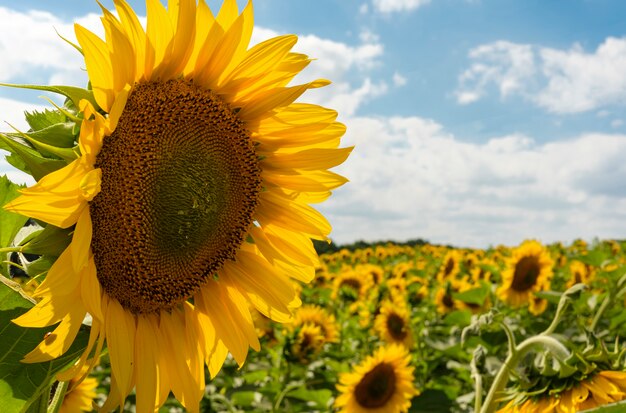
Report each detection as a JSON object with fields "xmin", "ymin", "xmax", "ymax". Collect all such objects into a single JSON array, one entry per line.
[
  {"xmin": 436, "ymin": 250, "xmax": 462, "ymax": 282},
  {"xmin": 386, "ymin": 277, "xmax": 408, "ymax": 301},
  {"xmin": 528, "ymin": 295, "xmax": 548, "ymax": 315},
  {"xmin": 374, "ymin": 300, "xmax": 413, "ymax": 348},
  {"xmin": 290, "ymin": 304, "xmax": 339, "ymax": 343},
  {"xmin": 332, "ymin": 268, "xmax": 373, "ymax": 302},
  {"xmin": 391, "ymin": 262, "xmax": 414, "ymax": 279},
  {"xmin": 59, "ymin": 377, "xmax": 98, "ymax": 413},
  {"xmin": 289, "ymin": 323, "xmax": 326, "ymax": 364},
  {"xmin": 357, "ymin": 263, "xmax": 385, "ymax": 285},
  {"xmin": 434, "ymin": 279, "xmax": 464, "ymax": 315},
  {"xmin": 497, "ymin": 371, "xmax": 626, "ymax": 413},
  {"xmin": 4, "ymin": 0, "xmax": 349, "ymax": 411},
  {"xmin": 335, "ymin": 344, "xmax": 418, "ymax": 413},
  {"xmin": 565, "ymin": 260, "xmax": 593, "ymax": 289},
  {"xmin": 497, "ymin": 240, "xmax": 553, "ymax": 308}
]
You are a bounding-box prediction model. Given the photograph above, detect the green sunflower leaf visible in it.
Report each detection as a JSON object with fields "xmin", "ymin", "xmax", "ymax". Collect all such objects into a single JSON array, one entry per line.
[
  {"xmin": 24, "ymin": 109, "xmax": 66, "ymax": 132},
  {"xmin": 285, "ymin": 387, "xmax": 332, "ymax": 409},
  {"xmin": 408, "ymin": 389, "xmax": 455, "ymax": 413},
  {"xmin": 0, "ymin": 134, "xmax": 67, "ymax": 181},
  {"xmin": 452, "ymin": 283, "xmax": 490, "ymax": 305},
  {"xmin": 0, "ymin": 176, "xmax": 28, "ymax": 277},
  {"xmin": 10, "ymin": 122, "xmax": 77, "ymax": 148},
  {"xmin": 0, "ymin": 278, "xmax": 90, "ymax": 413},
  {"xmin": 8, "ymin": 129, "xmax": 77, "ymax": 162},
  {"xmin": 0, "ymin": 83, "xmax": 98, "ymax": 111},
  {"xmin": 20, "ymin": 225, "xmax": 72, "ymax": 258}
]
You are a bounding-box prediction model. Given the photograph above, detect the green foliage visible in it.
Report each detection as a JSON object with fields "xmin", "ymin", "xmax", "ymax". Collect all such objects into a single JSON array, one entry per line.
[
  {"xmin": 0, "ymin": 279, "xmax": 90, "ymax": 413},
  {"xmin": 0, "ymin": 176, "xmax": 28, "ymax": 277}
]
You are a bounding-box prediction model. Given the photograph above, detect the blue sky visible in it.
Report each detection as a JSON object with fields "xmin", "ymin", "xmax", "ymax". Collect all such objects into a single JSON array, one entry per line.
[{"xmin": 1, "ymin": 0, "xmax": 626, "ymax": 248}]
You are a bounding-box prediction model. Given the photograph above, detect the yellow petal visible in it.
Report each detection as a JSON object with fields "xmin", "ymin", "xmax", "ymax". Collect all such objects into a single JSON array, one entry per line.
[
  {"xmin": 237, "ymin": 80, "xmax": 331, "ymax": 121},
  {"xmin": 220, "ymin": 0, "xmax": 254, "ymax": 82},
  {"xmin": 160, "ymin": 0, "xmax": 196, "ymax": 79},
  {"xmin": 80, "ymin": 255, "xmax": 104, "ymax": 322},
  {"xmin": 183, "ymin": 303, "xmax": 206, "ymax": 401},
  {"xmin": 146, "ymin": 0, "xmax": 173, "ymax": 80},
  {"xmin": 221, "ymin": 251, "xmax": 296, "ymax": 322},
  {"xmin": 22, "ymin": 305, "xmax": 86, "ymax": 363},
  {"xmin": 4, "ymin": 159, "xmax": 90, "ymax": 228},
  {"xmin": 256, "ymin": 191, "xmax": 331, "ymax": 240},
  {"xmin": 194, "ymin": 11, "xmax": 244, "ymax": 90},
  {"xmin": 263, "ymin": 170, "xmax": 348, "ymax": 193},
  {"xmin": 98, "ymin": 3, "xmax": 136, "ymax": 91},
  {"xmin": 184, "ymin": 0, "xmax": 215, "ymax": 76},
  {"xmin": 32, "ymin": 247, "xmax": 77, "ymax": 298},
  {"xmin": 193, "ymin": 302, "xmax": 229, "ymax": 378},
  {"xmin": 71, "ymin": 207, "xmax": 92, "ymax": 273},
  {"xmin": 114, "ymin": 0, "xmax": 147, "ymax": 82},
  {"xmin": 216, "ymin": 0, "xmax": 239, "ymax": 29},
  {"xmin": 134, "ymin": 315, "xmax": 160, "ymax": 413},
  {"xmin": 264, "ymin": 224, "xmax": 319, "ymax": 269},
  {"xmin": 104, "ymin": 297, "xmax": 136, "ymax": 403},
  {"xmin": 56, "ymin": 318, "xmax": 102, "ymax": 382},
  {"xmin": 74, "ymin": 24, "xmax": 115, "ymax": 112},
  {"xmin": 197, "ymin": 281, "xmax": 250, "ymax": 366},
  {"xmin": 220, "ymin": 34, "xmax": 297, "ymax": 89},
  {"xmin": 158, "ymin": 310, "xmax": 202, "ymax": 411},
  {"xmin": 261, "ymin": 147, "xmax": 353, "ymax": 172}
]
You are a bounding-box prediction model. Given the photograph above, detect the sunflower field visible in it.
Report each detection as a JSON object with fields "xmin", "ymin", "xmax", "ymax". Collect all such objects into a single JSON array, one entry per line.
[
  {"xmin": 2, "ymin": 1, "xmax": 626, "ymax": 413},
  {"xmin": 4, "ymin": 219, "xmax": 626, "ymax": 412}
]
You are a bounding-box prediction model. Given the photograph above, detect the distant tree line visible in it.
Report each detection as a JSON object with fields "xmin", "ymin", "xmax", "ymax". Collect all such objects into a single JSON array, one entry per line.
[{"xmin": 312, "ymin": 238, "xmax": 430, "ymax": 255}]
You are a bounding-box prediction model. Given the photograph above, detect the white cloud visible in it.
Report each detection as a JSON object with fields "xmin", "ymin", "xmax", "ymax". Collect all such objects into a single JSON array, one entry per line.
[
  {"xmin": 392, "ymin": 72, "xmax": 407, "ymax": 87},
  {"xmin": 611, "ymin": 119, "xmax": 624, "ymax": 128},
  {"xmin": 456, "ymin": 37, "xmax": 626, "ymax": 114},
  {"xmin": 320, "ymin": 115, "xmax": 626, "ymax": 248},
  {"xmin": 372, "ymin": 0, "xmax": 431, "ymax": 14}
]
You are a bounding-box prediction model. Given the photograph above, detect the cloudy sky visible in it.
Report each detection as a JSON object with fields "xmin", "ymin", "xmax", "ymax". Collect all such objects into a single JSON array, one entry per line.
[{"xmin": 1, "ymin": 0, "xmax": 626, "ymax": 248}]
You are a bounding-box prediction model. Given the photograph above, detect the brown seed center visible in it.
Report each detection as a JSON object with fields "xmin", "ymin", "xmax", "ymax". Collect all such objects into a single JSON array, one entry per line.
[
  {"xmin": 90, "ymin": 79, "xmax": 261, "ymax": 314},
  {"xmin": 386, "ymin": 313, "xmax": 408, "ymax": 341},
  {"xmin": 511, "ymin": 256, "xmax": 541, "ymax": 292},
  {"xmin": 354, "ymin": 362, "xmax": 397, "ymax": 408}
]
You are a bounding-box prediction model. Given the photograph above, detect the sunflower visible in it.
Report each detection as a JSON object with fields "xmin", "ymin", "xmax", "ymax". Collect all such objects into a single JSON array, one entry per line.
[
  {"xmin": 4, "ymin": 1, "xmax": 349, "ymax": 411},
  {"xmin": 497, "ymin": 371, "xmax": 626, "ymax": 412},
  {"xmin": 58, "ymin": 375, "xmax": 99, "ymax": 413},
  {"xmin": 334, "ymin": 344, "xmax": 418, "ymax": 413},
  {"xmin": 288, "ymin": 323, "xmax": 326, "ymax": 364},
  {"xmin": 290, "ymin": 304, "xmax": 339, "ymax": 343},
  {"xmin": 373, "ymin": 300, "xmax": 413, "ymax": 348},
  {"xmin": 332, "ymin": 267, "xmax": 373, "ymax": 303},
  {"xmin": 434, "ymin": 279, "xmax": 464, "ymax": 315},
  {"xmin": 496, "ymin": 240, "xmax": 553, "ymax": 308},
  {"xmin": 436, "ymin": 250, "xmax": 462, "ymax": 282},
  {"xmin": 565, "ymin": 260, "xmax": 593, "ymax": 289}
]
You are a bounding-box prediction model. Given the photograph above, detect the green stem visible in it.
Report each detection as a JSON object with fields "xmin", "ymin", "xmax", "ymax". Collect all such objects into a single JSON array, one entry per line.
[
  {"xmin": 0, "ymin": 246, "xmax": 24, "ymax": 254},
  {"xmin": 209, "ymin": 393, "xmax": 238, "ymax": 413},
  {"xmin": 47, "ymin": 381, "xmax": 69, "ymax": 413},
  {"xmin": 273, "ymin": 381, "xmax": 301, "ymax": 413},
  {"xmin": 480, "ymin": 335, "xmax": 570, "ymax": 413},
  {"xmin": 590, "ymin": 294, "xmax": 612, "ymax": 332},
  {"xmin": 471, "ymin": 358, "xmax": 483, "ymax": 413}
]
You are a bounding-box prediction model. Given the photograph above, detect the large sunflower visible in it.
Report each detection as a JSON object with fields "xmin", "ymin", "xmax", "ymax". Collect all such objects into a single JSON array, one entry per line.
[
  {"xmin": 4, "ymin": 0, "xmax": 350, "ymax": 411},
  {"xmin": 496, "ymin": 240, "xmax": 553, "ymax": 308},
  {"xmin": 334, "ymin": 344, "xmax": 419, "ymax": 413},
  {"xmin": 497, "ymin": 371, "xmax": 626, "ymax": 412}
]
